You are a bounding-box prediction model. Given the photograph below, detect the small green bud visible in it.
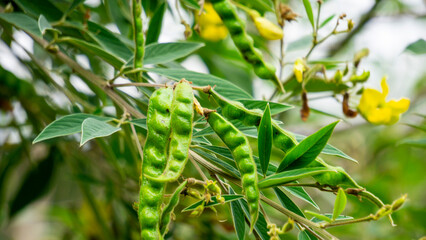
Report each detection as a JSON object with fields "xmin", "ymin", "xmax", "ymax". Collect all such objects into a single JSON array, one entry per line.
[
  {"xmin": 281, "ymin": 218, "xmax": 294, "ymax": 233},
  {"xmin": 350, "ymin": 71, "xmax": 370, "ymax": 83},
  {"xmin": 334, "ymin": 70, "xmax": 343, "ymax": 83},
  {"xmin": 391, "ymin": 194, "xmax": 407, "ymax": 211},
  {"xmin": 354, "ymin": 48, "xmax": 369, "ymax": 67}
]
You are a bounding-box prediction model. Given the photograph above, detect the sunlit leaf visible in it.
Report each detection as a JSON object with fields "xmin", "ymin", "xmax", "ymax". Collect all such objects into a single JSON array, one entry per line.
[
  {"xmin": 33, "ymin": 114, "xmax": 113, "ymax": 144},
  {"xmin": 80, "ymin": 118, "xmax": 121, "ymax": 146},
  {"xmin": 258, "ymin": 104, "xmax": 272, "ymax": 176},
  {"xmin": 258, "ymin": 168, "xmax": 332, "ymax": 189},
  {"xmin": 332, "ymin": 188, "xmax": 347, "ymax": 221}
]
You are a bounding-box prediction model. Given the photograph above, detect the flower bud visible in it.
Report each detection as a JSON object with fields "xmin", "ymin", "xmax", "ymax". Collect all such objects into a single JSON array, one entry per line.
[
  {"xmin": 249, "ymin": 10, "xmax": 283, "ymax": 40},
  {"xmin": 350, "ymin": 71, "xmax": 370, "ymax": 83},
  {"xmin": 347, "ymin": 19, "xmax": 354, "ymax": 31},
  {"xmin": 282, "ymin": 218, "xmax": 294, "ymax": 233},
  {"xmin": 391, "ymin": 194, "xmax": 407, "ymax": 211},
  {"xmin": 293, "ymin": 58, "xmax": 306, "ymax": 83}
]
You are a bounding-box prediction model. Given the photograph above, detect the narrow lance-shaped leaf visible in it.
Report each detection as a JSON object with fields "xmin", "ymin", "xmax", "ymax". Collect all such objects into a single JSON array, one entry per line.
[
  {"xmin": 332, "ymin": 188, "xmax": 347, "ymax": 221},
  {"xmin": 80, "ymin": 118, "xmax": 121, "ymax": 146},
  {"xmin": 277, "ymin": 121, "xmax": 339, "ymax": 172},
  {"xmin": 146, "ymin": 2, "xmax": 166, "ymax": 44},
  {"xmin": 302, "ymin": 0, "xmax": 315, "ymax": 29},
  {"xmin": 144, "ymin": 42, "xmax": 205, "ymax": 65},
  {"xmin": 229, "ymin": 187, "xmax": 246, "ymax": 240},
  {"xmin": 33, "ymin": 114, "xmax": 113, "ymax": 144},
  {"xmin": 258, "ymin": 168, "xmax": 332, "ymax": 189},
  {"xmin": 258, "ymin": 103, "xmax": 272, "ymax": 176},
  {"xmin": 238, "ymin": 99, "xmax": 293, "ymax": 115}
]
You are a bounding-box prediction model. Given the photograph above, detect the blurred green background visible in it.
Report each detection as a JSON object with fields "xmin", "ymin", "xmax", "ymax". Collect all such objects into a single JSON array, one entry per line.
[{"xmin": 0, "ymin": 0, "xmax": 425, "ymax": 239}]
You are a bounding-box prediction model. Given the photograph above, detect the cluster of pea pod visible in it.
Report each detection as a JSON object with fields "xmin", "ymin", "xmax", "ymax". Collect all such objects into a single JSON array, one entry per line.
[
  {"xmin": 139, "ymin": 80, "xmax": 260, "ymax": 239},
  {"xmin": 209, "ymin": 0, "xmax": 284, "ymax": 92}
]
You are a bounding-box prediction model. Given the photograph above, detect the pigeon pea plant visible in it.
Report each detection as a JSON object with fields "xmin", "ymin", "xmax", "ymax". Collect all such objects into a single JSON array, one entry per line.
[{"xmin": 0, "ymin": 0, "xmax": 411, "ymax": 239}]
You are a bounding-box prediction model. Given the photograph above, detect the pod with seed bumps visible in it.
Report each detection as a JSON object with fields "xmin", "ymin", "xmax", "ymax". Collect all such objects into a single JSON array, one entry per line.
[
  {"xmin": 139, "ymin": 88, "xmax": 173, "ymax": 240},
  {"xmin": 209, "ymin": 0, "xmax": 284, "ymax": 92},
  {"xmin": 148, "ymin": 79, "xmax": 194, "ymax": 182},
  {"xmin": 205, "ymin": 111, "xmax": 259, "ymax": 232}
]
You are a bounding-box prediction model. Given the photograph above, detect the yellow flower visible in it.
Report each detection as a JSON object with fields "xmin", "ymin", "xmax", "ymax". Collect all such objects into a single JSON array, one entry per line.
[
  {"xmin": 358, "ymin": 77, "xmax": 410, "ymax": 125},
  {"xmin": 293, "ymin": 58, "xmax": 305, "ymax": 83},
  {"xmin": 197, "ymin": 3, "xmax": 228, "ymax": 42},
  {"xmin": 249, "ymin": 10, "xmax": 283, "ymax": 40}
]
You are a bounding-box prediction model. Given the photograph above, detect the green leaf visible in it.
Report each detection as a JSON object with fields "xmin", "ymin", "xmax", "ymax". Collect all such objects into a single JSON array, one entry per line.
[
  {"xmin": 144, "ymin": 68, "xmax": 252, "ymax": 100},
  {"xmin": 294, "ymin": 134, "xmax": 357, "ymax": 163},
  {"xmin": 284, "ymin": 186, "xmax": 319, "ymax": 210},
  {"xmin": 38, "ymin": 15, "xmax": 59, "ymax": 35},
  {"xmin": 398, "ymin": 138, "xmax": 426, "ymax": 148},
  {"xmin": 258, "ymin": 104, "xmax": 272, "ymax": 176},
  {"xmin": 87, "ymin": 21, "xmax": 133, "ymax": 61},
  {"xmin": 319, "ymin": 14, "xmax": 335, "ymax": 29},
  {"xmin": 144, "ymin": 42, "xmax": 204, "ymax": 65},
  {"xmin": 302, "ymin": 0, "xmax": 315, "ymax": 29},
  {"xmin": 180, "ymin": 0, "xmax": 200, "ymax": 9},
  {"xmin": 229, "ymin": 188, "xmax": 246, "ymax": 240},
  {"xmin": 0, "ymin": 13, "xmax": 41, "ymax": 37},
  {"xmin": 277, "ymin": 121, "xmax": 339, "ymax": 172},
  {"xmin": 9, "ymin": 147, "xmax": 57, "ymax": 217},
  {"xmin": 405, "ymin": 39, "xmax": 426, "ymax": 55},
  {"xmin": 80, "ymin": 118, "xmax": 121, "ymax": 146},
  {"xmin": 60, "ymin": 37, "xmax": 125, "ymax": 69},
  {"xmin": 33, "ymin": 114, "xmax": 113, "ymax": 144},
  {"xmin": 274, "ymin": 188, "xmax": 306, "ymax": 217},
  {"xmin": 130, "ymin": 118, "xmax": 147, "ymax": 129},
  {"xmin": 146, "ymin": 2, "xmax": 166, "ymax": 44},
  {"xmin": 305, "ymin": 210, "xmax": 332, "ymax": 223},
  {"xmin": 237, "ymin": 99, "xmax": 293, "ymax": 115},
  {"xmin": 181, "ymin": 195, "xmax": 244, "ymax": 212},
  {"xmin": 65, "ymin": 0, "xmax": 85, "ymax": 15},
  {"xmin": 14, "ymin": 0, "xmax": 62, "ymax": 21},
  {"xmin": 332, "ymin": 188, "xmax": 347, "ymax": 221},
  {"xmin": 239, "ymin": 196, "xmax": 269, "ymax": 240},
  {"xmin": 258, "ymin": 168, "xmax": 332, "ymax": 189},
  {"xmin": 298, "ymin": 230, "xmax": 316, "ymax": 240},
  {"xmin": 191, "ymin": 148, "xmax": 241, "ymax": 178}
]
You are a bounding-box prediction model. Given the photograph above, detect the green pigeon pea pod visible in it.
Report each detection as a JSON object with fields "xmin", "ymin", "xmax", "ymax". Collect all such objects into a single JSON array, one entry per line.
[
  {"xmin": 159, "ymin": 181, "xmax": 188, "ymax": 236},
  {"xmin": 139, "ymin": 88, "xmax": 173, "ymax": 240},
  {"xmin": 147, "ymin": 80, "xmax": 194, "ymax": 182},
  {"xmin": 132, "ymin": 0, "xmax": 144, "ymax": 70},
  {"xmin": 209, "ymin": 0, "xmax": 284, "ymax": 92},
  {"xmin": 208, "ymin": 89, "xmax": 360, "ymax": 188},
  {"xmin": 205, "ymin": 111, "xmax": 259, "ymax": 232}
]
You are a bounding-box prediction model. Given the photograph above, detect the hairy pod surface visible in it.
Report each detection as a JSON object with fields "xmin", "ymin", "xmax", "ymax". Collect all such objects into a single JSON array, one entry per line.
[
  {"xmin": 209, "ymin": 0, "xmax": 282, "ymax": 91},
  {"xmin": 206, "ymin": 111, "xmax": 259, "ymax": 231},
  {"xmin": 150, "ymin": 80, "xmax": 194, "ymax": 182},
  {"xmin": 139, "ymin": 88, "xmax": 173, "ymax": 240}
]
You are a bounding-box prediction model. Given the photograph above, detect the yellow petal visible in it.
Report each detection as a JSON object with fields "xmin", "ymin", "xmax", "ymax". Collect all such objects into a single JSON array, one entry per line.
[
  {"xmin": 386, "ymin": 98, "xmax": 410, "ymax": 114},
  {"xmin": 200, "ymin": 25, "xmax": 227, "ymax": 42},
  {"xmin": 358, "ymin": 89, "xmax": 385, "ymax": 115},
  {"xmin": 380, "ymin": 76, "xmax": 389, "ymax": 97},
  {"xmin": 199, "ymin": 3, "xmax": 223, "ymax": 25},
  {"xmin": 293, "ymin": 58, "xmax": 305, "ymax": 83},
  {"xmin": 253, "ymin": 17, "xmax": 283, "ymax": 40},
  {"xmin": 366, "ymin": 107, "xmax": 392, "ymax": 125}
]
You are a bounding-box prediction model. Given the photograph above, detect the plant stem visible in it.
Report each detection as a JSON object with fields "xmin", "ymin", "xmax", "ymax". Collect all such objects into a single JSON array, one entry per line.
[{"xmin": 321, "ymin": 214, "xmax": 375, "ymax": 228}]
